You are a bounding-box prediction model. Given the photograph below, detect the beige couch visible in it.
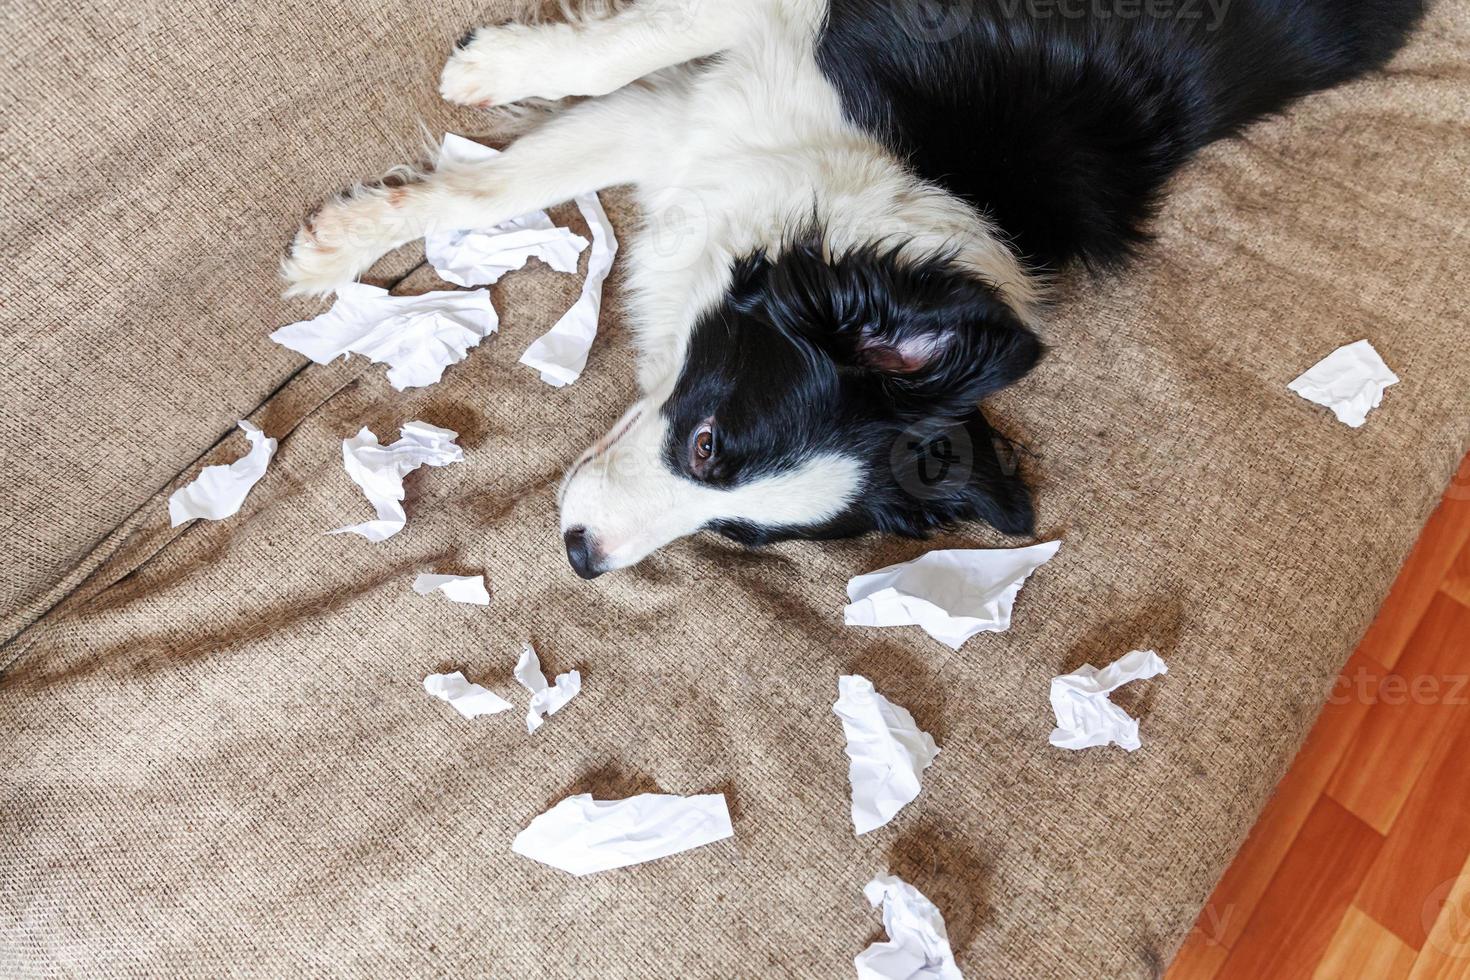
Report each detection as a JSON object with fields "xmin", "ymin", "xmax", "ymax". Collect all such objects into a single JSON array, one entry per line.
[{"xmin": 4, "ymin": 1, "xmax": 1468, "ymax": 976}]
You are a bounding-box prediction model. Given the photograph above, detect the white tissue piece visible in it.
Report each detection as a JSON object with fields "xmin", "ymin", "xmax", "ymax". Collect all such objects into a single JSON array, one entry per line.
[
  {"xmin": 429, "ymin": 213, "xmax": 587, "ymax": 288},
  {"xmin": 1288, "ymin": 339, "xmax": 1399, "ymax": 428},
  {"xmin": 426, "ymin": 136, "xmax": 589, "ymax": 287},
  {"xmin": 411, "ymin": 573, "xmax": 490, "ymax": 605},
  {"xmin": 330, "ymin": 421, "xmax": 464, "ymax": 542},
  {"xmin": 270, "ymin": 282, "xmax": 498, "ymax": 391},
  {"xmin": 513, "ymin": 643, "xmax": 581, "ymax": 733},
  {"xmin": 512, "ymin": 793, "xmax": 734, "ymax": 876},
  {"xmin": 856, "ymin": 874, "xmax": 963, "ymax": 980},
  {"xmin": 423, "ymin": 671, "xmax": 513, "ymax": 719},
  {"xmin": 426, "ymin": 134, "xmax": 618, "ymax": 387},
  {"xmin": 167, "ymin": 421, "xmax": 277, "ymax": 526},
  {"xmin": 518, "ymin": 190, "xmax": 618, "ymax": 387},
  {"xmin": 1049, "ymin": 649, "xmax": 1169, "ymax": 752},
  {"xmin": 845, "ymin": 541, "xmax": 1061, "ymax": 649},
  {"xmin": 833, "ymin": 676, "xmax": 940, "ymax": 836}
]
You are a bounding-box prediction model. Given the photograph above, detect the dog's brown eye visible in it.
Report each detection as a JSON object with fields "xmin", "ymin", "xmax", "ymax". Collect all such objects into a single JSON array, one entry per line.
[{"xmin": 693, "ymin": 422, "xmax": 715, "ymax": 462}]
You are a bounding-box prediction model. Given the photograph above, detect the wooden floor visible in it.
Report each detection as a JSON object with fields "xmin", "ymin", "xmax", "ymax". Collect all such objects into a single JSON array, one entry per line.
[{"xmin": 1168, "ymin": 452, "xmax": 1470, "ymax": 980}]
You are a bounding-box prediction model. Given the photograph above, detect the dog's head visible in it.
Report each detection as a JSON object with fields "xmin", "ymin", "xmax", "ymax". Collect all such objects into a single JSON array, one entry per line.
[{"xmin": 557, "ymin": 241, "xmax": 1042, "ymax": 578}]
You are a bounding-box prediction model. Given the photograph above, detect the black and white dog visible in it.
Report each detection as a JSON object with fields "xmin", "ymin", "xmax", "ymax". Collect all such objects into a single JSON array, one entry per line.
[{"xmin": 282, "ymin": 0, "xmax": 1423, "ymax": 578}]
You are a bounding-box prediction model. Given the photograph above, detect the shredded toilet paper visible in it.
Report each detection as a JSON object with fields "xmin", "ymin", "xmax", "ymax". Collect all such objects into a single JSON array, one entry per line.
[
  {"xmin": 411, "ymin": 573, "xmax": 490, "ymax": 605},
  {"xmin": 1288, "ymin": 339, "xmax": 1399, "ymax": 427},
  {"xmin": 512, "ymin": 792, "xmax": 734, "ymax": 876},
  {"xmin": 845, "ymin": 541, "xmax": 1061, "ymax": 649},
  {"xmin": 427, "ymin": 135, "xmax": 589, "ymax": 287},
  {"xmin": 270, "ymin": 282, "xmax": 497, "ymax": 391},
  {"xmin": 856, "ymin": 874, "xmax": 963, "ymax": 980},
  {"xmin": 167, "ymin": 420, "xmax": 277, "ymax": 526},
  {"xmin": 428, "ymin": 134, "xmax": 618, "ymax": 387},
  {"xmin": 423, "ymin": 671, "xmax": 513, "ymax": 719},
  {"xmin": 513, "ymin": 642, "xmax": 581, "ymax": 733},
  {"xmin": 274, "ymin": 135, "xmax": 617, "ymax": 390},
  {"xmin": 1049, "ymin": 649, "xmax": 1169, "ymax": 751},
  {"xmin": 833, "ymin": 676, "xmax": 940, "ymax": 835},
  {"xmin": 518, "ymin": 190, "xmax": 617, "ymax": 387},
  {"xmin": 330, "ymin": 421, "xmax": 464, "ymax": 542}
]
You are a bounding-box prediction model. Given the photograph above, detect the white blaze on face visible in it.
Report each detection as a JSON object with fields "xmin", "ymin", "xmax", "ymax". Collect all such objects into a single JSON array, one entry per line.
[{"xmin": 558, "ymin": 399, "xmax": 864, "ymax": 574}]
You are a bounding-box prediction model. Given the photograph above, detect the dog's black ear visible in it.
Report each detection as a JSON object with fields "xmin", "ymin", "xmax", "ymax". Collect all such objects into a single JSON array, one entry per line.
[
  {"xmin": 882, "ymin": 410, "xmax": 1036, "ymax": 537},
  {"xmin": 754, "ymin": 242, "xmax": 1043, "ymax": 417},
  {"xmin": 855, "ymin": 293, "xmax": 1042, "ymax": 420}
]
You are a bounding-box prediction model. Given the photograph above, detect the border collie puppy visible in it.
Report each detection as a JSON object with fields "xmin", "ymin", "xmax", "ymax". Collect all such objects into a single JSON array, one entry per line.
[{"xmin": 282, "ymin": 0, "xmax": 1424, "ymax": 579}]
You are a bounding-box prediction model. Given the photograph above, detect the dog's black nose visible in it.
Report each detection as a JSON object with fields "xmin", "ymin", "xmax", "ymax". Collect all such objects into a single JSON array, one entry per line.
[{"xmin": 563, "ymin": 526, "xmax": 604, "ymax": 580}]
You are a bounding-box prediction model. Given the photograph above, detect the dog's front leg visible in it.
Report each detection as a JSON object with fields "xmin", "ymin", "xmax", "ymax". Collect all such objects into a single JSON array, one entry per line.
[
  {"xmin": 281, "ymin": 86, "xmax": 670, "ymax": 297},
  {"xmin": 441, "ymin": 0, "xmax": 754, "ymax": 107}
]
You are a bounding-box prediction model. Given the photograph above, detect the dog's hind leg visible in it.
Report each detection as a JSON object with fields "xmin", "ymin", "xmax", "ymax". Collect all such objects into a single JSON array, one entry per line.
[
  {"xmin": 281, "ymin": 84, "xmax": 672, "ymax": 298},
  {"xmin": 441, "ymin": 0, "xmax": 755, "ymax": 107}
]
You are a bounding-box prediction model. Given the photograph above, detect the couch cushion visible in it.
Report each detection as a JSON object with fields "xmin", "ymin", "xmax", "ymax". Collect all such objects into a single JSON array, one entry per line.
[
  {"xmin": 2, "ymin": 1, "xmax": 1468, "ymax": 977},
  {"xmin": 0, "ymin": 0, "xmax": 501, "ymax": 641}
]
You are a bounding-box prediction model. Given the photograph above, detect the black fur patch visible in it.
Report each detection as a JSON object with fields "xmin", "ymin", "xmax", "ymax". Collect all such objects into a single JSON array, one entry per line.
[{"xmin": 817, "ymin": 0, "xmax": 1424, "ymax": 269}]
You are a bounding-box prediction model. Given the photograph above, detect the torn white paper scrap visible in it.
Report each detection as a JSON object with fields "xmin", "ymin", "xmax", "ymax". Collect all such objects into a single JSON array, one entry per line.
[
  {"xmin": 168, "ymin": 421, "xmax": 277, "ymax": 526},
  {"xmin": 518, "ymin": 190, "xmax": 619, "ymax": 387},
  {"xmin": 436, "ymin": 132, "xmax": 493, "ymax": 168},
  {"xmin": 1049, "ymin": 649, "xmax": 1169, "ymax": 752},
  {"xmin": 423, "ymin": 671, "xmax": 513, "ymax": 719},
  {"xmin": 330, "ymin": 421, "xmax": 464, "ymax": 542},
  {"xmin": 845, "ymin": 540, "xmax": 1061, "ymax": 649},
  {"xmin": 512, "ymin": 793, "xmax": 733, "ymax": 876},
  {"xmin": 513, "ymin": 643, "xmax": 580, "ymax": 733},
  {"xmin": 425, "ymin": 133, "xmax": 618, "ymax": 388},
  {"xmin": 834, "ymin": 676, "xmax": 940, "ymax": 836},
  {"xmin": 412, "ymin": 573, "xmax": 490, "ymax": 606},
  {"xmin": 856, "ymin": 874, "xmax": 963, "ymax": 980},
  {"xmin": 1288, "ymin": 339, "xmax": 1399, "ymax": 428},
  {"xmin": 426, "ymin": 135, "xmax": 588, "ymax": 287},
  {"xmin": 269, "ymin": 282, "xmax": 497, "ymax": 391},
  {"xmin": 429, "ymin": 215, "xmax": 587, "ymax": 288}
]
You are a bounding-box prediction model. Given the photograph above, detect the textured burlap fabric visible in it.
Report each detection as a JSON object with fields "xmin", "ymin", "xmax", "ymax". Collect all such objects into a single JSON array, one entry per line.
[{"xmin": 3, "ymin": 1, "xmax": 1468, "ymax": 976}]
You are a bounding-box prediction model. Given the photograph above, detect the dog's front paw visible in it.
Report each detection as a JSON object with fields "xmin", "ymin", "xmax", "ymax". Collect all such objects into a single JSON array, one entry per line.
[
  {"xmin": 279, "ymin": 194, "xmax": 390, "ymax": 298},
  {"xmin": 441, "ymin": 24, "xmax": 566, "ymax": 107},
  {"xmin": 281, "ymin": 229, "xmax": 353, "ymax": 299}
]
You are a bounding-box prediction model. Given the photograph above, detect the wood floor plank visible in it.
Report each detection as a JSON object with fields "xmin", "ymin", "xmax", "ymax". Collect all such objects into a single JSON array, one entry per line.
[
  {"xmin": 1314, "ymin": 907, "xmax": 1418, "ymax": 980},
  {"xmin": 1168, "ymin": 923, "xmax": 1232, "ymax": 980},
  {"xmin": 1356, "ymin": 709, "xmax": 1470, "ymax": 949},
  {"xmin": 1406, "ymin": 851, "xmax": 1470, "ymax": 980},
  {"xmin": 1173, "ymin": 456, "xmax": 1470, "ymax": 977},
  {"xmin": 1185, "ymin": 649, "xmax": 1387, "ymax": 955},
  {"xmin": 1357, "ymin": 472, "xmax": 1470, "ymax": 669},
  {"xmin": 1326, "ymin": 594, "xmax": 1470, "ymax": 833},
  {"xmin": 1442, "ymin": 534, "xmax": 1470, "ymax": 610},
  {"xmin": 1218, "ymin": 796, "xmax": 1385, "ymax": 980}
]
